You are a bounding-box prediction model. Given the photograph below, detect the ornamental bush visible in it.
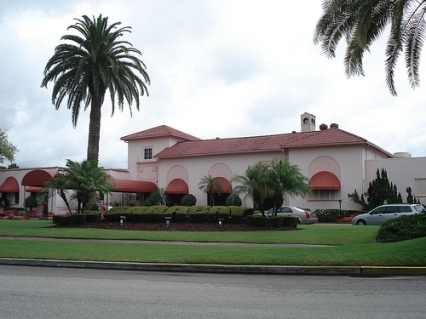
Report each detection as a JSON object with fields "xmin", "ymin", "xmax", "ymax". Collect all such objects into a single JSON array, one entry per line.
[
  {"xmin": 52, "ymin": 215, "xmax": 70, "ymax": 226},
  {"xmin": 226, "ymin": 193, "xmax": 242, "ymax": 206},
  {"xmin": 181, "ymin": 194, "xmax": 196, "ymax": 206},
  {"xmin": 378, "ymin": 214, "xmax": 426, "ymax": 243}
]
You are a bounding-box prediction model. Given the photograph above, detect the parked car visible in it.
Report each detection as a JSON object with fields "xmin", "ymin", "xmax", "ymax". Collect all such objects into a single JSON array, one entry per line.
[
  {"xmin": 352, "ymin": 204, "xmax": 426, "ymax": 225},
  {"xmin": 265, "ymin": 206, "xmax": 318, "ymax": 224}
]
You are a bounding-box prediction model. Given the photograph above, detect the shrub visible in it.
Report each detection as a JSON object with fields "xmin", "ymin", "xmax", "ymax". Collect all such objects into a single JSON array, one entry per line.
[
  {"xmin": 315, "ymin": 209, "xmax": 348, "ymax": 223},
  {"xmin": 165, "ymin": 206, "xmax": 189, "ymax": 222},
  {"xmin": 131, "ymin": 207, "xmax": 151, "ymax": 222},
  {"xmin": 181, "ymin": 194, "xmax": 196, "ymax": 206},
  {"xmin": 70, "ymin": 214, "xmax": 87, "ymax": 225},
  {"xmin": 248, "ymin": 215, "xmax": 267, "ymax": 227},
  {"xmin": 266, "ymin": 216, "xmax": 283, "ymax": 228},
  {"xmin": 52, "ymin": 215, "xmax": 70, "ymax": 226},
  {"xmin": 207, "ymin": 206, "xmax": 230, "ymax": 222},
  {"xmin": 282, "ymin": 216, "xmax": 298, "ymax": 228},
  {"xmin": 187, "ymin": 205, "xmax": 209, "ymax": 222},
  {"xmin": 104, "ymin": 206, "xmax": 133, "ymax": 222},
  {"xmin": 228, "ymin": 206, "xmax": 249, "ymax": 223},
  {"xmin": 378, "ymin": 214, "xmax": 426, "ymax": 243},
  {"xmin": 85, "ymin": 212, "xmax": 100, "ymax": 222},
  {"xmin": 226, "ymin": 193, "xmax": 242, "ymax": 206},
  {"xmin": 146, "ymin": 206, "xmax": 169, "ymax": 222}
]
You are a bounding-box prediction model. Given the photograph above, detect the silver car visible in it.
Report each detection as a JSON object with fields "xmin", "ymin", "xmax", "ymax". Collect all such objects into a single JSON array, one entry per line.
[
  {"xmin": 265, "ymin": 206, "xmax": 318, "ymax": 224},
  {"xmin": 352, "ymin": 204, "xmax": 426, "ymax": 225}
]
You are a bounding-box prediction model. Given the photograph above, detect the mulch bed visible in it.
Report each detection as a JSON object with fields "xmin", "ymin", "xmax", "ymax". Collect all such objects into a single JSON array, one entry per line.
[{"xmin": 56, "ymin": 221, "xmax": 277, "ymax": 231}]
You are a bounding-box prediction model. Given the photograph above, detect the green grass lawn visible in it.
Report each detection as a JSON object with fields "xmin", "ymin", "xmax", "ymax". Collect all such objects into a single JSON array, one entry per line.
[{"xmin": 0, "ymin": 220, "xmax": 425, "ymax": 266}]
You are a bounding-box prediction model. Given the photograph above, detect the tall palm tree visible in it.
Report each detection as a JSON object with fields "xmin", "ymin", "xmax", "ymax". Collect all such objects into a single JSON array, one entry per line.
[
  {"xmin": 41, "ymin": 14, "xmax": 150, "ymax": 163},
  {"xmin": 198, "ymin": 175, "xmax": 223, "ymax": 206},
  {"xmin": 314, "ymin": 0, "xmax": 426, "ymax": 96}
]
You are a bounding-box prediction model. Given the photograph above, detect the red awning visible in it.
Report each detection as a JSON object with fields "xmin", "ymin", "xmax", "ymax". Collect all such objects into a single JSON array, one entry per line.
[
  {"xmin": 26, "ymin": 186, "xmax": 48, "ymax": 193},
  {"xmin": 22, "ymin": 170, "xmax": 55, "ymax": 187},
  {"xmin": 207, "ymin": 177, "xmax": 232, "ymax": 193},
  {"xmin": 165, "ymin": 179, "xmax": 188, "ymax": 194},
  {"xmin": 109, "ymin": 179, "xmax": 157, "ymax": 193},
  {"xmin": 309, "ymin": 171, "xmax": 341, "ymax": 190},
  {"xmin": 0, "ymin": 177, "xmax": 19, "ymax": 192}
]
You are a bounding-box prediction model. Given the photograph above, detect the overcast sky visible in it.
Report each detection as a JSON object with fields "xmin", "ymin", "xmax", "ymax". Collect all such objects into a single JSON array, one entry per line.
[{"xmin": 1, "ymin": 0, "xmax": 425, "ymax": 169}]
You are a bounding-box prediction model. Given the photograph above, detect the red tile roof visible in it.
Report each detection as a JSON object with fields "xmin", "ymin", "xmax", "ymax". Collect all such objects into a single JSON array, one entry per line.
[
  {"xmin": 154, "ymin": 126, "xmax": 393, "ymax": 159},
  {"xmin": 121, "ymin": 125, "xmax": 200, "ymax": 142}
]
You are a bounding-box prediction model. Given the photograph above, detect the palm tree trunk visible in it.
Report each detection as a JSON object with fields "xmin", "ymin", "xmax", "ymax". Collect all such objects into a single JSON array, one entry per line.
[{"xmin": 87, "ymin": 96, "xmax": 102, "ymax": 164}]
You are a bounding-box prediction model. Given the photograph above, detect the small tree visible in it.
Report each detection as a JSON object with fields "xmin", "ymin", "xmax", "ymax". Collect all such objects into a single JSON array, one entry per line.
[
  {"xmin": 144, "ymin": 188, "xmax": 166, "ymax": 206},
  {"xmin": 348, "ymin": 168, "xmax": 403, "ymax": 210},
  {"xmin": 198, "ymin": 175, "xmax": 222, "ymax": 206},
  {"xmin": 0, "ymin": 129, "xmax": 18, "ymax": 164},
  {"xmin": 46, "ymin": 159, "xmax": 113, "ymax": 214}
]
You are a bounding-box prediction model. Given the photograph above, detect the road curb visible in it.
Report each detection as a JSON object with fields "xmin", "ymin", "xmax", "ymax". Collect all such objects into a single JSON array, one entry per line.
[{"xmin": 1, "ymin": 258, "xmax": 425, "ymax": 276}]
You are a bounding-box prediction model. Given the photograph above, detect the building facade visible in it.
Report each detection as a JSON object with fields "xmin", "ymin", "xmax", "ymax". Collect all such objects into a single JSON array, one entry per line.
[{"xmin": 1, "ymin": 113, "xmax": 426, "ymax": 213}]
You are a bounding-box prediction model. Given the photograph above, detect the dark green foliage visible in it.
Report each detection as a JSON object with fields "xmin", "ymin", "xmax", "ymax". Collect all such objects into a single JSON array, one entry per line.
[
  {"xmin": 52, "ymin": 215, "xmax": 71, "ymax": 226},
  {"xmin": 378, "ymin": 214, "xmax": 426, "ymax": 243},
  {"xmin": 316, "ymin": 209, "xmax": 348, "ymax": 223},
  {"xmin": 348, "ymin": 169, "xmax": 403, "ymax": 210},
  {"xmin": 144, "ymin": 190, "xmax": 165, "ymax": 206},
  {"xmin": 181, "ymin": 194, "xmax": 197, "ymax": 206},
  {"xmin": 108, "ymin": 206, "xmax": 132, "ymax": 214},
  {"xmin": 70, "ymin": 214, "xmax": 87, "ymax": 225},
  {"xmin": 248, "ymin": 215, "xmax": 267, "ymax": 227},
  {"xmin": 103, "ymin": 212, "xmax": 122, "ymax": 222},
  {"xmin": 226, "ymin": 193, "xmax": 242, "ymax": 206},
  {"xmin": 228, "ymin": 206, "xmax": 248, "ymax": 223},
  {"xmin": 84, "ymin": 212, "xmax": 100, "ymax": 222},
  {"xmin": 266, "ymin": 216, "xmax": 283, "ymax": 228},
  {"xmin": 131, "ymin": 207, "xmax": 151, "ymax": 222},
  {"xmin": 187, "ymin": 205, "xmax": 209, "ymax": 222},
  {"xmin": 146, "ymin": 206, "xmax": 169, "ymax": 222},
  {"xmin": 165, "ymin": 206, "xmax": 189, "ymax": 222},
  {"xmin": 282, "ymin": 216, "xmax": 298, "ymax": 228},
  {"xmin": 24, "ymin": 196, "xmax": 38, "ymax": 209},
  {"xmin": 207, "ymin": 206, "xmax": 231, "ymax": 222}
]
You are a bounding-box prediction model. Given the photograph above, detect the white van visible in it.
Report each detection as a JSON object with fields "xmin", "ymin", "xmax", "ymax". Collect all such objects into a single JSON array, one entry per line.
[{"xmin": 352, "ymin": 204, "xmax": 426, "ymax": 225}]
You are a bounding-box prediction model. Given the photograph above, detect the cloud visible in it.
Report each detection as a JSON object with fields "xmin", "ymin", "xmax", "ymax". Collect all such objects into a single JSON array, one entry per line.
[{"xmin": 1, "ymin": 0, "xmax": 426, "ymax": 170}]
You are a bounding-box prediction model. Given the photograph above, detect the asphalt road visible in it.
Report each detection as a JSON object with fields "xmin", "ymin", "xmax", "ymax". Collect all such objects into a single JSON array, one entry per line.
[{"xmin": 1, "ymin": 265, "xmax": 425, "ymax": 319}]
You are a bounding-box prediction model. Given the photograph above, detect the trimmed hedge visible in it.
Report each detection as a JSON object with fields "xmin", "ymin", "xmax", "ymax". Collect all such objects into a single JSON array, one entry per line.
[
  {"xmin": 207, "ymin": 206, "xmax": 231, "ymax": 222},
  {"xmin": 164, "ymin": 206, "xmax": 190, "ymax": 222},
  {"xmin": 103, "ymin": 206, "xmax": 133, "ymax": 222},
  {"xmin": 187, "ymin": 206, "xmax": 210, "ymax": 222},
  {"xmin": 146, "ymin": 206, "xmax": 169, "ymax": 222},
  {"xmin": 228, "ymin": 206, "xmax": 245, "ymax": 223},
  {"xmin": 85, "ymin": 212, "xmax": 101, "ymax": 222},
  {"xmin": 378, "ymin": 214, "xmax": 426, "ymax": 243},
  {"xmin": 70, "ymin": 214, "xmax": 87, "ymax": 225},
  {"xmin": 131, "ymin": 207, "xmax": 151, "ymax": 222},
  {"xmin": 248, "ymin": 215, "xmax": 298, "ymax": 229},
  {"xmin": 52, "ymin": 215, "xmax": 70, "ymax": 226}
]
